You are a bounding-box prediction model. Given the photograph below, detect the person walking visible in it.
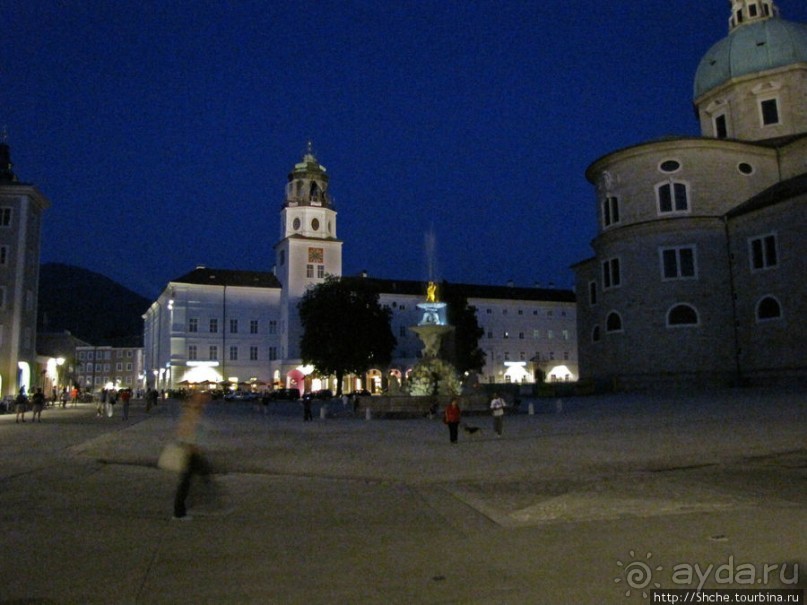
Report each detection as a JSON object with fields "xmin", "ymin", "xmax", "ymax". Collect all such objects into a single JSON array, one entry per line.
[
  {"xmin": 31, "ymin": 388, "xmax": 46, "ymax": 423},
  {"xmin": 490, "ymin": 392, "xmax": 507, "ymax": 437},
  {"xmin": 172, "ymin": 392, "xmax": 215, "ymax": 520},
  {"xmin": 120, "ymin": 389, "xmax": 132, "ymax": 421},
  {"xmin": 443, "ymin": 397, "xmax": 462, "ymax": 444},
  {"xmin": 15, "ymin": 388, "xmax": 28, "ymax": 423}
]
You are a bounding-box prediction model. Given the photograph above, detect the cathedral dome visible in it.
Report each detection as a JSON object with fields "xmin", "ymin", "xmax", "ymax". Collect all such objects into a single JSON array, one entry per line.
[{"xmin": 694, "ymin": 17, "xmax": 807, "ymax": 99}]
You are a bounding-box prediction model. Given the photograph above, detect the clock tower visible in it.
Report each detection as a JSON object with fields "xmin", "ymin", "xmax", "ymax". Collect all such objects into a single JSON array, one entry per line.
[{"xmin": 275, "ymin": 144, "xmax": 343, "ymax": 362}]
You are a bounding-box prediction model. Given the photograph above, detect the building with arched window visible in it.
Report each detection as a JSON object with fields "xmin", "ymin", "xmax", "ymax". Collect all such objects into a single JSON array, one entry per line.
[{"xmin": 573, "ymin": 0, "xmax": 806, "ymax": 388}]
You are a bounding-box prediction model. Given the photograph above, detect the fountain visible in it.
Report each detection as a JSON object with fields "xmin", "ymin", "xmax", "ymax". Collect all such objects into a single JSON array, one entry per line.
[{"xmin": 408, "ymin": 281, "xmax": 461, "ymax": 396}]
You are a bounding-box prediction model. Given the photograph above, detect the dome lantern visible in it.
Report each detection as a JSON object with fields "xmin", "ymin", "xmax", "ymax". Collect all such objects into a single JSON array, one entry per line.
[{"xmin": 729, "ymin": 1, "xmax": 779, "ymax": 32}]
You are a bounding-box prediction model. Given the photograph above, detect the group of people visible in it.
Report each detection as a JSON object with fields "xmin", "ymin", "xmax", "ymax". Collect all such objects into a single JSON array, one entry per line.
[
  {"xmin": 443, "ymin": 392, "xmax": 508, "ymax": 443},
  {"xmin": 13, "ymin": 388, "xmax": 46, "ymax": 423}
]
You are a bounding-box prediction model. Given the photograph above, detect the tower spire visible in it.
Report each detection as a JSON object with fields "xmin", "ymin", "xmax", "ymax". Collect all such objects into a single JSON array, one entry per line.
[{"xmin": 729, "ymin": 0, "xmax": 779, "ymax": 32}]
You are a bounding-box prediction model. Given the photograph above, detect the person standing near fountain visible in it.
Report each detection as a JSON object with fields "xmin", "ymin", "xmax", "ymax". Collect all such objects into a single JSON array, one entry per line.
[
  {"xmin": 443, "ymin": 397, "xmax": 462, "ymax": 444},
  {"xmin": 490, "ymin": 392, "xmax": 506, "ymax": 437}
]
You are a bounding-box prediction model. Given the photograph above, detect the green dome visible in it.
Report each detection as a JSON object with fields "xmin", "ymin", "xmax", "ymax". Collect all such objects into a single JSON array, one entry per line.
[{"xmin": 694, "ymin": 17, "xmax": 807, "ymax": 99}]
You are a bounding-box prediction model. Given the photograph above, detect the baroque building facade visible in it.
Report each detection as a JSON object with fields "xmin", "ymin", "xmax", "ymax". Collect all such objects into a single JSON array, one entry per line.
[
  {"xmin": 573, "ymin": 0, "xmax": 807, "ymax": 388},
  {"xmin": 143, "ymin": 149, "xmax": 577, "ymax": 393},
  {"xmin": 0, "ymin": 142, "xmax": 49, "ymax": 397}
]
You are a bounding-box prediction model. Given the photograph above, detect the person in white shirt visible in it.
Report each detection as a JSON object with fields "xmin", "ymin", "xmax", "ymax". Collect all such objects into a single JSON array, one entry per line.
[{"xmin": 490, "ymin": 393, "xmax": 506, "ymax": 437}]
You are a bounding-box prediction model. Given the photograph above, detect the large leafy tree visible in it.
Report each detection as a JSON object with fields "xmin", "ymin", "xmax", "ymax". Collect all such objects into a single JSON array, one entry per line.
[
  {"xmin": 441, "ymin": 283, "xmax": 486, "ymax": 375},
  {"xmin": 298, "ymin": 276, "xmax": 397, "ymax": 396}
]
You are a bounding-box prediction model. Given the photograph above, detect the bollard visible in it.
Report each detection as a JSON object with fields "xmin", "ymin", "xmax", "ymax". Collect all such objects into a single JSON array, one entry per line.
[
  {"xmin": 320, "ymin": 405, "xmax": 327, "ymax": 420},
  {"xmin": 555, "ymin": 399, "xmax": 563, "ymax": 414},
  {"xmin": 528, "ymin": 402, "xmax": 535, "ymax": 416},
  {"xmin": 365, "ymin": 406, "xmax": 371, "ymax": 421}
]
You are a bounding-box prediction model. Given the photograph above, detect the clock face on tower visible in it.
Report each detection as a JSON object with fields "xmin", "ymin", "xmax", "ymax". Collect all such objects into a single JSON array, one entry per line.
[{"xmin": 308, "ymin": 247, "xmax": 324, "ymax": 263}]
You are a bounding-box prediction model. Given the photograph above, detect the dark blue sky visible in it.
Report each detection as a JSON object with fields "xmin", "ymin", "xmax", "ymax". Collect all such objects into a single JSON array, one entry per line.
[{"xmin": 4, "ymin": 1, "xmax": 807, "ymax": 299}]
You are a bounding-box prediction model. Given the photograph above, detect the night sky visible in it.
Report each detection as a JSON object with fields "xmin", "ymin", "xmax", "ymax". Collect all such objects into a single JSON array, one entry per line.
[{"xmin": 5, "ymin": 1, "xmax": 807, "ymax": 299}]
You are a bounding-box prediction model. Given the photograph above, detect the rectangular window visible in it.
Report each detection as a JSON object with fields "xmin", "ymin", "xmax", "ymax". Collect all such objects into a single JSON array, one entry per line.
[
  {"xmin": 249, "ymin": 346, "xmax": 258, "ymax": 361},
  {"xmin": 250, "ymin": 320, "xmax": 259, "ymax": 334},
  {"xmin": 602, "ymin": 257, "xmax": 621, "ymax": 289},
  {"xmin": 229, "ymin": 346, "xmax": 238, "ymax": 361},
  {"xmin": 761, "ymin": 98, "xmax": 779, "ymax": 126},
  {"xmin": 0, "ymin": 245, "xmax": 7, "ymax": 265},
  {"xmin": 209, "ymin": 346, "xmax": 218, "ymax": 361},
  {"xmin": 749, "ymin": 234, "xmax": 778, "ymax": 270},
  {"xmin": 188, "ymin": 318, "xmax": 198, "ymax": 333},
  {"xmin": 230, "ymin": 319, "xmax": 238, "ymax": 334},
  {"xmin": 268, "ymin": 320, "xmax": 277, "ymax": 335},
  {"xmin": 602, "ymin": 196, "xmax": 620, "ymax": 227},
  {"xmin": 268, "ymin": 347, "xmax": 277, "ymax": 361},
  {"xmin": 660, "ymin": 246, "xmax": 697, "ymax": 280},
  {"xmin": 317, "ymin": 265, "xmax": 325, "ymax": 278},
  {"xmin": 714, "ymin": 114, "xmax": 728, "ymax": 139},
  {"xmin": 209, "ymin": 318, "xmax": 218, "ymax": 333},
  {"xmin": 399, "ymin": 326, "xmax": 406, "ymax": 337},
  {"xmin": 658, "ymin": 182, "xmax": 689, "ymax": 213},
  {"xmin": 306, "ymin": 264, "xmax": 314, "ymax": 278},
  {"xmin": 188, "ymin": 345, "xmax": 197, "ymax": 360},
  {"xmin": 0, "ymin": 208, "xmax": 11, "ymax": 227},
  {"xmin": 126, "ymin": 363, "xmax": 132, "ymax": 371},
  {"xmin": 588, "ymin": 280, "xmax": 597, "ymax": 305},
  {"xmin": 116, "ymin": 363, "xmax": 122, "ymax": 371}
]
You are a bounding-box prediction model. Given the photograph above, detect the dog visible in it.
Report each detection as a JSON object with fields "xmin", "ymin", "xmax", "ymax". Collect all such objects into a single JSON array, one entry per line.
[{"xmin": 462, "ymin": 422, "xmax": 482, "ymax": 435}]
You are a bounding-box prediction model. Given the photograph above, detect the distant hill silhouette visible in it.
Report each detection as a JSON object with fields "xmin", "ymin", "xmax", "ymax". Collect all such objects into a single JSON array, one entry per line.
[{"xmin": 38, "ymin": 263, "xmax": 151, "ymax": 347}]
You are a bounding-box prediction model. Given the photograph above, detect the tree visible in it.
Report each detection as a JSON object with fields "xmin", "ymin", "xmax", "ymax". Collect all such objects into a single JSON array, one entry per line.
[
  {"xmin": 441, "ymin": 284, "xmax": 486, "ymax": 375},
  {"xmin": 298, "ymin": 276, "xmax": 397, "ymax": 396}
]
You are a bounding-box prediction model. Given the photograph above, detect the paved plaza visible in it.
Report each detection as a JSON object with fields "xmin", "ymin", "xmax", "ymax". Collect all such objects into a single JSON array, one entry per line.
[{"xmin": 0, "ymin": 388, "xmax": 804, "ymax": 604}]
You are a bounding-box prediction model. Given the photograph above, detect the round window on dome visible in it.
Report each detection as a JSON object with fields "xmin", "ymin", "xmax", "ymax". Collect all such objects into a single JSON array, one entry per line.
[
  {"xmin": 659, "ymin": 160, "xmax": 681, "ymax": 173},
  {"xmin": 738, "ymin": 162, "xmax": 754, "ymax": 175}
]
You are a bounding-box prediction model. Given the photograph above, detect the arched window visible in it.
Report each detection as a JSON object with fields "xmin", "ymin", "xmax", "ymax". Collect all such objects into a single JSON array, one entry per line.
[
  {"xmin": 606, "ymin": 312, "xmax": 623, "ymax": 333},
  {"xmin": 756, "ymin": 296, "xmax": 782, "ymax": 321},
  {"xmin": 667, "ymin": 304, "xmax": 699, "ymax": 327},
  {"xmin": 592, "ymin": 326, "xmax": 601, "ymax": 342}
]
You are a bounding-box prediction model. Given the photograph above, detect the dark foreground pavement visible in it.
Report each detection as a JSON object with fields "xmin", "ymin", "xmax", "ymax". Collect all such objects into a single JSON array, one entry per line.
[{"xmin": 0, "ymin": 388, "xmax": 804, "ymax": 604}]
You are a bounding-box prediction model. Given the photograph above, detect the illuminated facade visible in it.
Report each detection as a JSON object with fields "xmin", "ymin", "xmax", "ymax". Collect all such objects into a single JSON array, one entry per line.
[
  {"xmin": 143, "ymin": 148, "xmax": 577, "ymax": 391},
  {"xmin": 0, "ymin": 142, "xmax": 50, "ymax": 397},
  {"xmin": 573, "ymin": 0, "xmax": 807, "ymax": 388}
]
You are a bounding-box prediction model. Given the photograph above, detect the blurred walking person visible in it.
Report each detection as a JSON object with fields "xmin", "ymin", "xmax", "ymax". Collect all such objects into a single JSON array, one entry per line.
[{"xmin": 443, "ymin": 397, "xmax": 461, "ymax": 444}]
